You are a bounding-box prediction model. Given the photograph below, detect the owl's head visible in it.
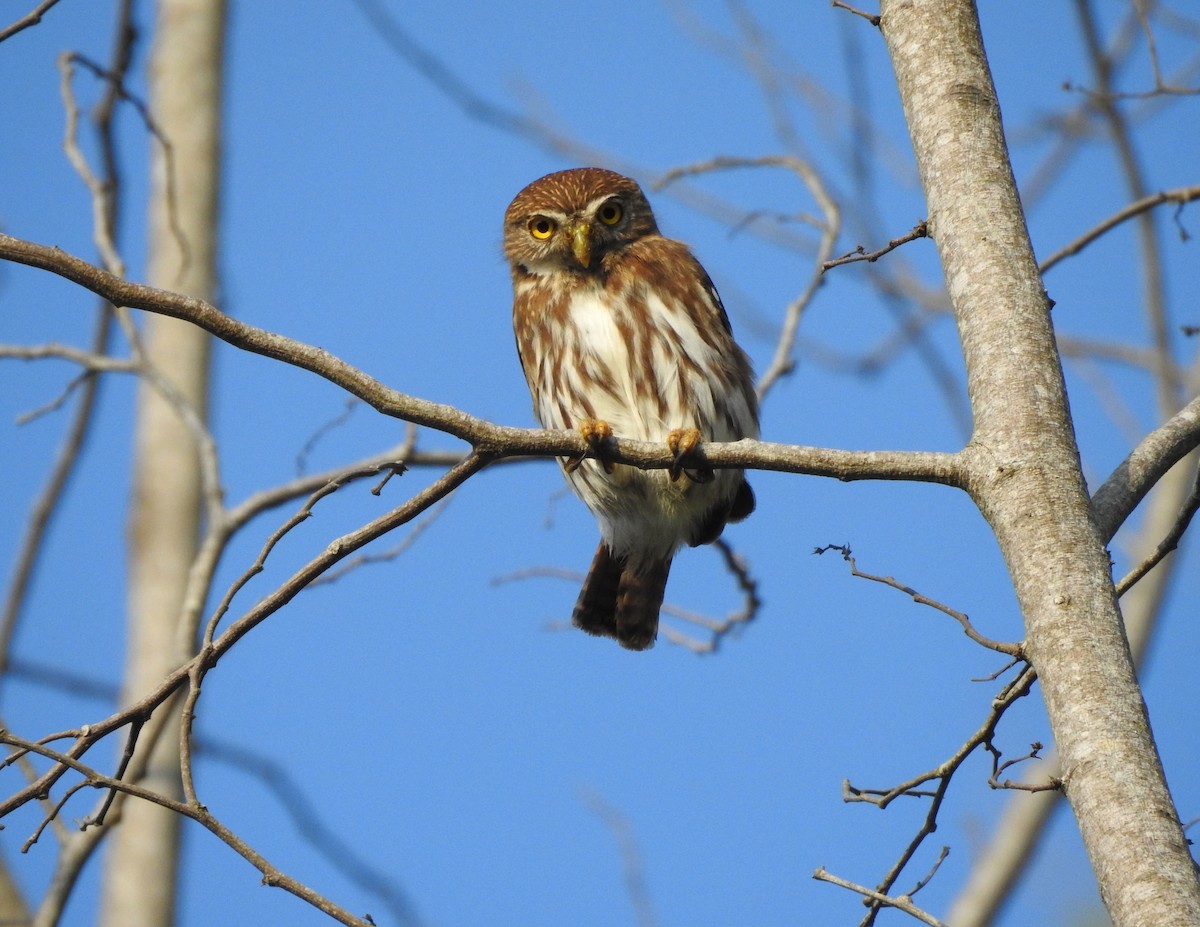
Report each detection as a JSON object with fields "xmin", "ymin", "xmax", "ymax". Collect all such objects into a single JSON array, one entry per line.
[{"xmin": 503, "ymin": 167, "xmax": 659, "ymax": 275}]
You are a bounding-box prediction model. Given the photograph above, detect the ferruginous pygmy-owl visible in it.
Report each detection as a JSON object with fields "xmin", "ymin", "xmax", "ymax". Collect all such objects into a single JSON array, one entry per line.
[{"xmin": 505, "ymin": 167, "xmax": 759, "ymax": 651}]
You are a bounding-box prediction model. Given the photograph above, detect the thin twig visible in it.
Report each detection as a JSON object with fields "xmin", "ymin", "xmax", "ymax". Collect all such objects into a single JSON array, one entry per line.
[
  {"xmin": 1040, "ymin": 185, "xmax": 1200, "ymax": 273},
  {"xmin": 830, "ymin": 1, "xmax": 881, "ymax": 28},
  {"xmin": 813, "ymin": 867, "xmax": 946, "ymax": 926},
  {"xmin": 57, "ymin": 53, "xmax": 125, "ymax": 277},
  {"xmin": 985, "ymin": 741, "xmax": 1057, "ymax": 791},
  {"xmin": 971, "ymin": 655, "xmax": 1022, "ymax": 683},
  {"xmin": 198, "ymin": 738, "xmax": 424, "ymax": 927},
  {"xmin": 908, "ymin": 846, "xmax": 950, "ymax": 899},
  {"xmin": 838, "ymin": 658, "xmax": 1040, "ymax": 925},
  {"xmin": 0, "ymin": 453, "xmax": 493, "ymax": 821},
  {"xmin": 822, "ymin": 220, "xmax": 928, "ymax": 270},
  {"xmin": 1074, "ymin": 0, "xmax": 1178, "ymax": 420},
  {"xmin": 1115, "ymin": 461, "xmax": 1200, "ymax": 596},
  {"xmin": 814, "ymin": 544, "xmax": 1021, "ymax": 655},
  {"xmin": 0, "ymin": 0, "xmax": 62, "ymax": 43},
  {"xmin": 580, "ymin": 790, "xmax": 660, "ymax": 927},
  {"xmin": 660, "ymin": 538, "xmax": 762, "ymax": 653},
  {"xmin": 847, "ymin": 664, "xmax": 1039, "ymax": 793},
  {"xmin": 310, "ymin": 495, "xmax": 455, "ymax": 587},
  {"xmin": 495, "ymin": 537, "xmax": 761, "ymax": 653},
  {"xmin": 296, "ymin": 398, "xmax": 361, "ymax": 475},
  {"xmin": 1, "ymin": 23, "xmax": 129, "ymax": 682},
  {"xmin": 0, "ymin": 711, "xmax": 70, "ymax": 845},
  {"xmin": 88, "ymin": 718, "xmax": 144, "ymax": 828},
  {"xmin": 0, "ymin": 342, "xmax": 133, "ymax": 372},
  {"xmin": 174, "ymin": 441, "xmax": 463, "ymax": 684},
  {"xmin": 657, "ymin": 154, "xmax": 842, "ymax": 404},
  {"xmin": 64, "ymin": 52, "xmax": 191, "ymax": 272},
  {"xmin": 23, "ymin": 781, "xmax": 91, "ymax": 851},
  {"xmin": 1, "ymin": 732, "xmax": 376, "ymax": 927}
]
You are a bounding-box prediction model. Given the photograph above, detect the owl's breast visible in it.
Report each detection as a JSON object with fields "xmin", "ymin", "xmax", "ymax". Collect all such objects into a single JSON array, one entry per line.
[{"xmin": 559, "ymin": 288, "xmax": 673, "ymax": 441}]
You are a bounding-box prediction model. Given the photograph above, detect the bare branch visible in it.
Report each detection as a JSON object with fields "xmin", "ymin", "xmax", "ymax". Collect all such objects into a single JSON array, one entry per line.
[
  {"xmin": 839, "ymin": 662, "xmax": 1039, "ymax": 925},
  {"xmin": 174, "ymin": 439, "xmax": 472, "ymax": 669},
  {"xmin": 659, "ymin": 538, "xmax": 762, "ymax": 652},
  {"xmin": 0, "ymin": 710, "xmax": 70, "ymax": 846},
  {"xmin": 1114, "ymin": 461, "xmax": 1200, "ymax": 596},
  {"xmin": 1091, "ymin": 394, "xmax": 1200, "ymax": 539},
  {"xmin": 0, "ymin": 232, "xmax": 968, "ymax": 487},
  {"xmin": 580, "ymin": 790, "xmax": 660, "ymax": 927},
  {"xmin": 1, "ymin": 732, "xmax": 377, "ymax": 927},
  {"xmin": 985, "ymin": 741, "xmax": 1059, "ymax": 792},
  {"xmin": 198, "ymin": 738, "xmax": 423, "ymax": 927},
  {"xmin": 0, "ymin": 342, "xmax": 132, "ymax": 372},
  {"xmin": 830, "ymin": 2, "xmax": 881, "ymax": 28},
  {"xmin": 296, "ymin": 398, "xmax": 362, "ymax": 474},
  {"xmin": 821, "ymin": 220, "xmax": 928, "ymax": 270},
  {"xmin": 57, "ymin": 53, "xmax": 125, "ymax": 276},
  {"xmin": 814, "ymin": 543, "xmax": 1043, "ymax": 921},
  {"xmin": 0, "ymin": 453, "xmax": 491, "ymax": 821},
  {"xmin": 1040, "ymin": 184, "xmax": 1200, "ymax": 273},
  {"xmin": 0, "ymin": 0, "xmax": 62, "ymax": 44},
  {"xmin": 61, "ymin": 51, "xmax": 190, "ymax": 272},
  {"xmin": 310, "ymin": 495, "xmax": 455, "ymax": 587},
  {"xmin": 908, "ymin": 846, "xmax": 951, "ymax": 899},
  {"xmin": 1, "ymin": 5, "xmax": 133, "ymax": 690},
  {"xmin": 814, "ymin": 545, "xmax": 1021, "ymax": 655},
  {"xmin": 1074, "ymin": 0, "xmax": 1178, "ymax": 420},
  {"xmin": 813, "ymin": 867, "xmax": 946, "ymax": 926}
]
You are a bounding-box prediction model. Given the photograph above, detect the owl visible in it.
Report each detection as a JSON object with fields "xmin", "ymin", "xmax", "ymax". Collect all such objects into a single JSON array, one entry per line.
[{"xmin": 505, "ymin": 168, "xmax": 759, "ymax": 650}]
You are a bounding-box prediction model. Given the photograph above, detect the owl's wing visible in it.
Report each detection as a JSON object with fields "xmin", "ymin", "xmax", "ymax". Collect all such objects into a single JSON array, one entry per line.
[
  {"xmin": 699, "ymin": 268, "xmax": 735, "ymax": 336},
  {"xmin": 512, "ymin": 325, "xmax": 538, "ymax": 398},
  {"xmin": 511, "ymin": 301, "xmax": 548, "ymax": 422}
]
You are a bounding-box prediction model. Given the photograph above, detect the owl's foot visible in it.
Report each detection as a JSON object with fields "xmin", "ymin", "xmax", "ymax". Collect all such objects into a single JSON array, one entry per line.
[
  {"xmin": 566, "ymin": 419, "xmax": 615, "ymax": 474},
  {"xmin": 666, "ymin": 428, "xmax": 712, "ymax": 482}
]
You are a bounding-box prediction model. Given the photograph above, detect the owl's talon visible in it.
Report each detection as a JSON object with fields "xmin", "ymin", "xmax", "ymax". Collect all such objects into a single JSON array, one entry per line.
[
  {"xmin": 566, "ymin": 419, "xmax": 615, "ymax": 473},
  {"xmin": 666, "ymin": 428, "xmax": 703, "ymax": 482}
]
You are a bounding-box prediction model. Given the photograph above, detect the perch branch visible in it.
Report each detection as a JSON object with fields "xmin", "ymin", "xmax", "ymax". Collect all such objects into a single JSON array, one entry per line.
[{"xmin": 0, "ymin": 232, "xmax": 966, "ymax": 487}]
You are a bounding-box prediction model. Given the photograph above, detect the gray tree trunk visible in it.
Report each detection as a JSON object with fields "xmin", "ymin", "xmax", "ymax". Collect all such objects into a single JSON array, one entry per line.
[
  {"xmin": 877, "ymin": 2, "xmax": 1200, "ymax": 925},
  {"xmin": 99, "ymin": 2, "xmax": 225, "ymax": 925},
  {"xmin": 947, "ymin": 455, "xmax": 1195, "ymax": 925}
]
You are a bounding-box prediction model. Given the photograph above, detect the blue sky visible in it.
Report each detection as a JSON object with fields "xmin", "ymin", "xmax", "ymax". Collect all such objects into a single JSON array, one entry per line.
[{"xmin": 2, "ymin": 2, "xmax": 1198, "ymax": 926}]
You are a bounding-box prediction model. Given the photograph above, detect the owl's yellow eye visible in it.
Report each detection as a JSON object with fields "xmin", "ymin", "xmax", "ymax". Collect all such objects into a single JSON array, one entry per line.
[
  {"xmin": 597, "ymin": 200, "xmax": 623, "ymax": 226},
  {"xmin": 528, "ymin": 216, "xmax": 556, "ymax": 240}
]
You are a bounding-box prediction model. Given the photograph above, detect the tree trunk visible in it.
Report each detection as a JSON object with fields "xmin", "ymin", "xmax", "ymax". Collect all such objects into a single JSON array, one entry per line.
[
  {"xmin": 99, "ymin": 2, "xmax": 225, "ymax": 925},
  {"xmin": 877, "ymin": 1, "xmax": 1200, "ymax": 925},
  {"xmin": 947, "ymin": 453, "xmax": 1197, "ymax": 926}
]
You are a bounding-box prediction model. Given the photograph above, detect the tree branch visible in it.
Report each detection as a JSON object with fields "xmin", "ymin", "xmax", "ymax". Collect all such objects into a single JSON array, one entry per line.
[
  {"xmin": 813, "ymin": 867, "xmax": 945, "ymax": 926},
  {"xmin": 1040, "ymin": 185, "xmax": 1200, "ymax": 274},
  {"xmin": 0, "ymin": 0, "xmax": 62, "ymax": 44},
  {"xmin": 1091, "ymin": 393, "xmax": 1200, "ymax": 539},
  {"xmin": 0, "ymin": 231, "xmax": 966, "ymax": 486},
  {"xmin": 0, "ymin": 452, "xmax": 491, "ymax": 821},
  {"xmin": 1, "ymin": 732, "xmax": 376, "ymax": 927},
  {"xmin": 1114, "ymin": 462, "xmax": 1200, "ymax": 596}
]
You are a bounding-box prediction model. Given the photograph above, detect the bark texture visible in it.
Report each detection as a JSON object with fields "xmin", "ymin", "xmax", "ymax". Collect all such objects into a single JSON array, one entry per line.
[
  {"xmin": 948, "ymin": 453, "xmax": 1197, "ymax": 926},
  {"xmin": 878, "ymin": 1, "xmax": 1200, "ymax": 925}
]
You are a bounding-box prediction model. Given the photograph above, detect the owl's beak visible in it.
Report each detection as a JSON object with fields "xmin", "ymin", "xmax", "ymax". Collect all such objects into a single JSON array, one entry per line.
[{"xmin": 570, "ymin": 221, "xmax": 593, "ymax": 269}]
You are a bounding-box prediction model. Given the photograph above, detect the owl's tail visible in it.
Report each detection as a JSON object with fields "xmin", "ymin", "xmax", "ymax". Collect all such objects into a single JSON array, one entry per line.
[{"xmin": 572, "ymin": 543, "xmax": 670, "ymax": 651}]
